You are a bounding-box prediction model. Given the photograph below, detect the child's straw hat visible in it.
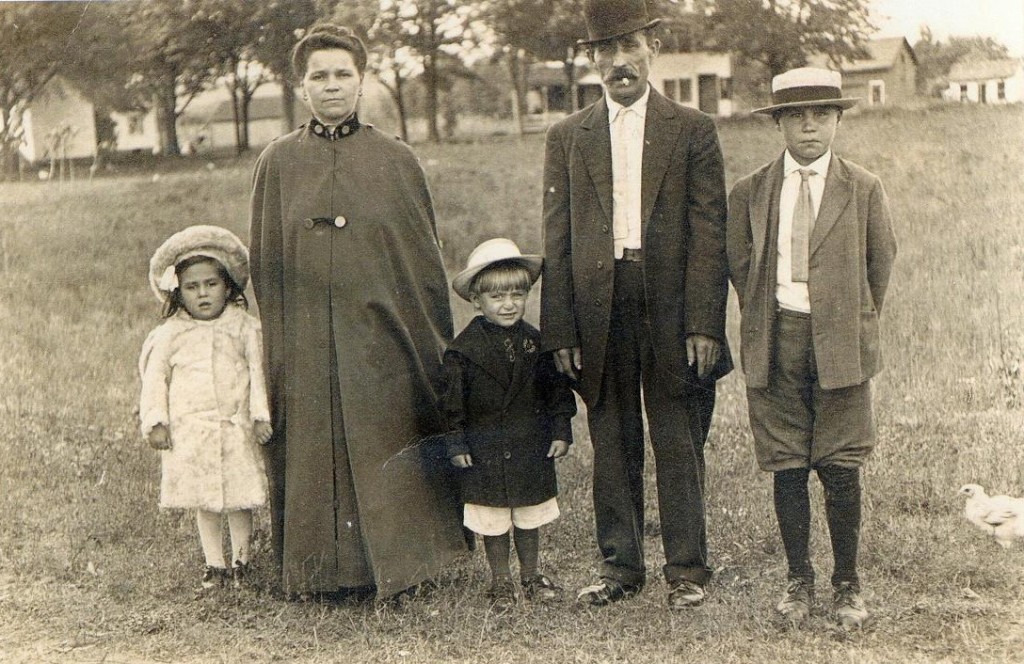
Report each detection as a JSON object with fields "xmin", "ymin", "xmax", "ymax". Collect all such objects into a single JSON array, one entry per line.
[
  {"xmin": 148, "ymin": 225, "xmax": 249, "ymax": 302},
  {"xmin": 451, "ymin": 238, "xmax": 542, "ymax": 301},
  {"xmin": 752, "ymin": 67, "xmax": 860, "ymax": 114}
]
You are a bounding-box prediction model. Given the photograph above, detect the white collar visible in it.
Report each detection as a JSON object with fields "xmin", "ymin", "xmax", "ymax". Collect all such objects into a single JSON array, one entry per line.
[
  {"xmin": 606, "ymin": 84, "xmax": 651, "ymax": 123},
  {"xmin": 784, "ymin": 150, "xmax": 831, "ymax": 177}
]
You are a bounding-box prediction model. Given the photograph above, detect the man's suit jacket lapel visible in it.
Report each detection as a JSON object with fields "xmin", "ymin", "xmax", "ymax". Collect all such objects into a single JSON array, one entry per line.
[
  {"xmin": 577, "ymin": 98, "xmax": 614, "ymax": 225},
  {"xmin": 811, "ymin": 158, "xmax": 853, "ymax": 255},
  {"xmin": 749, "ymin": 155, "xmax": 785, "ymax": 283},
  {"xmin": 640, "ymin": 91, "xmax": 681, "ymax": 226}
]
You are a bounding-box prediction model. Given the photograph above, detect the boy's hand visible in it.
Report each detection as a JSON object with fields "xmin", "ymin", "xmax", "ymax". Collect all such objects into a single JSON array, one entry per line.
[
  {"xmin": 254, "ymin": 421, "xmax": 274, "ymax": 445},
  {"xmin": 148, "ymin": 424, "xmax": 171, "ymax": 450},
  {"xmin": 547, "ymin": 440, "xmax": 570, "ymax": 459},
  {"xmin": 451, "ymin": 454, "xmax": 473, "ymax": 469}
]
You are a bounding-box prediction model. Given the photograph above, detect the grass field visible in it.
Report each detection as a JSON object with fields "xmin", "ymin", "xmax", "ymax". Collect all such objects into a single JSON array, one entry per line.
[{"xmin": 1, "ymin": 103, "xmax": 1024, "ymax": 663}]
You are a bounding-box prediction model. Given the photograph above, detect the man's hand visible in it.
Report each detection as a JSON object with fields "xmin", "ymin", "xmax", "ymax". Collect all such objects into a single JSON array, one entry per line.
[
  {"xmin": 685, "ymin": 334, "xmax": 720, "ymax": 380},
  {"xmin": 451, "ymin": 454, "xmax": 473, "ymax": 469},
  {"xmin": 554, "ymin": 347, "xmax": 582, "ymax": 381},
  {"xmin": 547, "ymin": 440, "xmax": 570, "ymax": 459},
  {"xmin": 147, "ymin": 423, "xmax": 171, "ymax": 450}
]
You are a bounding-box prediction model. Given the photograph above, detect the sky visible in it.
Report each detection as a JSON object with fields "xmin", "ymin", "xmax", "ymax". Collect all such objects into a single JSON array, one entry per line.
[{"xmin": 871, "ymin": 0, "xmax": 1024, "ymax": 55}]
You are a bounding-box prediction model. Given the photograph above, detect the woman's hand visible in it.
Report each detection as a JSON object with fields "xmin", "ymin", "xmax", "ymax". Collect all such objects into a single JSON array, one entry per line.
[
  {"xmin": 451, "ymin": 454, "xmax": 473, "ymax": 469},
  {"xmin": 148, "ymin": 424, "xmax": 171, "ymax": 450},
  {"xmin": 547, "ymin": 440, "xmax": 570, "ymax": 459},
  {"xmin": 254, "ymin": 421, "xmax": 274, "ymax": 445}
]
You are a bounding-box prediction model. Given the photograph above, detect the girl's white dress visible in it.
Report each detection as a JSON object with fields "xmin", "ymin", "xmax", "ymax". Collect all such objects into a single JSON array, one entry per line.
[{"xmin": 139, "ymin": 305, "xmax": 269, "ymax": 511}]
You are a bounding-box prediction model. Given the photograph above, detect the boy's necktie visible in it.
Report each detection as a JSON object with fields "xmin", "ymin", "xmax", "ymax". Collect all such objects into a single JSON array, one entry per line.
[{"xmin": 791, "ymin": 168, "xmax": 815, "ymax": 282}]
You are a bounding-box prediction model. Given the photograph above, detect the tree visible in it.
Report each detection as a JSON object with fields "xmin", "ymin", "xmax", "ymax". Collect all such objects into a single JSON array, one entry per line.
[
  {"xmin": 705, "ymin": 0, "xmax": 874, "ymax": 77},
  {"xmin": 248, "ymin": 0, "xmax": 328, "ymax": 133},
  {"xmin": 914, "ymin": 29, "xmax": 1011, "ymax": 96},
  {"xmin": 0, "ymin": 3, "xmax": 101, "ymax": 177},
  {"xmin": 486, "ymin": 0, "xmax": 587, "ymax": 131},
  {"xmin": 120, "ymin": 0, "xmax": 221, "ymax": 156}
]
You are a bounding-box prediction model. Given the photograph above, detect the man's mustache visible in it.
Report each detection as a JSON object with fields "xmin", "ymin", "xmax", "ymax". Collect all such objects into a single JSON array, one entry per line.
[{"xmin": 605, "ymin": 68, "xmax": 637, "ymax": 83}]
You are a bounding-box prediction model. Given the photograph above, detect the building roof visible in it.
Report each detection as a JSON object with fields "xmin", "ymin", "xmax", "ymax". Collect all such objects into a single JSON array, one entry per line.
[
  {"xmin": 808, "ymin": 37, "xmax": 917, "ymax": 73},
  {"xmin": 949, "ymin": 58, "xmax": 1023, "ymax": 82}
]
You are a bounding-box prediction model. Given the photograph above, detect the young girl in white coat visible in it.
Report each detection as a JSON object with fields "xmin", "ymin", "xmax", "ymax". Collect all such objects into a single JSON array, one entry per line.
[{"xmin": 139, "ymin": 225, "xmax": 273, "ymax": 589}]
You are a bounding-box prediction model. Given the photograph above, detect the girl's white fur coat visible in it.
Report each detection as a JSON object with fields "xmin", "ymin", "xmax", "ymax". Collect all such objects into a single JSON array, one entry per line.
[{"xmin": 139, "ymin": 305, "xmax": 269, "ymax": 511}]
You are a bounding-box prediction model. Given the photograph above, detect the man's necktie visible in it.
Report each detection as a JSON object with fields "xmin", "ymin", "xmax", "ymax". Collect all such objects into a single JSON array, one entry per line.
[{"xmin": 791, "ymin": 168, "xmax": 815, "ymax": 283}]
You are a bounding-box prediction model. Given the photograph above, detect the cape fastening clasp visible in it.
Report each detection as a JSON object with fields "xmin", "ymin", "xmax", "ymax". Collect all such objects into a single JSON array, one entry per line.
[{"xmin": 303, "ymin": 216, "xmax": 348, "ymax": 230}]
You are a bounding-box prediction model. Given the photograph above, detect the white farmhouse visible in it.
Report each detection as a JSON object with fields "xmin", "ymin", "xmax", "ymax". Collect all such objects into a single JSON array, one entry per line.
[
  {"xmin": 18, "ymin": 77, "xmax": 97, "ymax": 164},
  {"xmin": 947, "ymin": 58, "xmax": 1024, "ymax": 104}
]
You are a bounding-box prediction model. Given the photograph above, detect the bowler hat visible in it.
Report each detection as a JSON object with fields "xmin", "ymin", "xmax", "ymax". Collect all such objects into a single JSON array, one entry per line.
[
  {"xmin": 452, "ymin": 238, "xmax": 543, "ymax": 302},
  {"xmin": 753, "ymin": 67, "xmax": 860, "ymax": 114},
  {"xmin": 578, "ymin": 0, "xmax": 662, "ymax": 46}
]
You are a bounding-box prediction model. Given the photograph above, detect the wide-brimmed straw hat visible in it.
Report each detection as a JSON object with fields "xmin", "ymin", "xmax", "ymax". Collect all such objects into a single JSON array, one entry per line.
[
  {"xmin": 752, "ymin": 67, "xmax": 860, "ymax": 114},
  {"xmin": 577, "ymin": 0, "xmax": 662, "ymax": 46},
  {"xmin": 149, "ymin": 225, "xmax": 249, "ymax": 302},
  {"xmin": 451, "ymin": 238, "xmax": 543, "ymax": 301}
]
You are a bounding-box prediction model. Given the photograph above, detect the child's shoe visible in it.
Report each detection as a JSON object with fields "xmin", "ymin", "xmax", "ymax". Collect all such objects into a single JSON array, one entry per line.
[
  {"xmin": 521, "ymin": 573, "xmax": 562, "ymax": 601},
  {"xmin": 201, "ymin": 565, "xmax": 228, "ymax": 589},
  {"xmin": 486, "ymin": 578, "xmax": 517, "ymax": 613},
  {"xmin": 833, "ymin": 582, "xmax": 869, "ymax": 629},
  {"xmin": 230, "ymin": 561, "xmax": 249, "ymax": 590},
  {"xmin": 776, "ymin": 578, "xmax": 814, "ymax": 624}
]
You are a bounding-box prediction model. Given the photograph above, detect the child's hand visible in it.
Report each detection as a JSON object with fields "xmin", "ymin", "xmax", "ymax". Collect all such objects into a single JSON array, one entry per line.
[
  {"xmin": 254, "ymin": 420, "xmax": 274, "ymax": 445},
  {"xmin": 547, "ymin": 440, "xmax": 570, "ymax": 459},
  {"xmin": 148, "ymin": 424, "xmax": 171, "ymax": 450},
  {"xmin": 451, "ymin": 454, "xmax": 473, "ymax": 469}
]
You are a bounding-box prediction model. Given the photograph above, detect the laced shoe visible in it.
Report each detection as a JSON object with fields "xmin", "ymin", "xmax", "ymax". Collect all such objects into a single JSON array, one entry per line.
[
  {"xmin": 667, "ymin": 579, "xmax": 706, "ymax": 608},
  {"xmin": 521, "ymin": 573, "xmax": 562, "ymax": 601},
  {"xmin": 576, "ymin": 578, "xmax": 640, "ymax": 606},
  {"xmin": 833, "ymin": 582, "xmax": 869, "ymax": 629},
  {"xmin": 776, "ymin": 578, "xmax": 814, "ymax": 623},
  {"xmin": 486, "ymin": 578, "xmax": 518, "ymax": 613},
  {"xmin": 201, "ymin": 565, "xmax": 227, "ymax": 590}
]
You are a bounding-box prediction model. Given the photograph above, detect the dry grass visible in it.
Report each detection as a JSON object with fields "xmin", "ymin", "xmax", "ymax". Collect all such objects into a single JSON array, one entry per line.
[{"xmin": 1, "ymin": 104, "xmax": 1024, "ymax": 663}]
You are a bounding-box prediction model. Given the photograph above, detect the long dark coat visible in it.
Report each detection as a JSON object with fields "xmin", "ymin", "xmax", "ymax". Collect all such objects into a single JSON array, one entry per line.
[
  {"xmin": 539, "ymin": 90, "xmax": 732, "ymax": 406},
  {"xmin": 249, "ymin": 121, "xmax": 467, "ymax": 596},
  {"xmin": 726, "ymin": 153, "xmax": 898, "ymax": 390},
  {"xmin": 439, "ymin": 318, "xmax": 576, "ymax": 507}
]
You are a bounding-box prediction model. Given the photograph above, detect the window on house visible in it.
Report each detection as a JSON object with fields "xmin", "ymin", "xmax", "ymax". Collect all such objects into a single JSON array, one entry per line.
[
  {"xmin": 979, "ymin": 83, "xmax": 987, "ymax": 104},
  {"xmin": 720, "ymin": 77, "xmax": 733, "ymax": 100},
  {"xmin": 960, "ymin": 84, "xmax": 969, "ymax": 102},
  {"xmin": 679, "ymin": 78, "xmax": 693, "ymax": 102},
  {"xmin": 998, "ymin": 80, "xmax": 1006, "ymax": 100},
  {"xmin": 664, "ymin": 79, "xmax": 678, "ymax": 102}
]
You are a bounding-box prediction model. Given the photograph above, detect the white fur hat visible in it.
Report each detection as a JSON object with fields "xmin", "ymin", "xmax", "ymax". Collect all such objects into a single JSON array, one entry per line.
[
  {"xmin": 753, "ymin": 67, "xmax": 860, "ymax": 114},
  {"xmin": 148, "ymin": 225, "xmax": 249, "ymax": 302},
  {"xmin": 451, "ymin": 238, "xmax": 542, "ymax": 301}
]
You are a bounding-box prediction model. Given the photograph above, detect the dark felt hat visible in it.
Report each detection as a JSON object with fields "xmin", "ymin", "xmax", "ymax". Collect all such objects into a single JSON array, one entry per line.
[{"xmin": 578, "ymin": 0, "xmax": 662, "ymax": 46}]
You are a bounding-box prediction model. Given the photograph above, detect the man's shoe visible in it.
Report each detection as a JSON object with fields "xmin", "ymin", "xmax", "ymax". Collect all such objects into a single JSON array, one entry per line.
[
  {"xmin": 776, "ymin": 578, "xmax": 814, "ymax": 623},
  {"xmin": 833, "ymin": 582, "xmax": 869, "ymax": 629},
  {"xmin": 576, "ymin": 578, "xmax": 639, "ymax": 606},
  {"xmin": 667, "ymin": 579, "xmax": 705, "ymax": 608},
  {"xmin": 522, "ymin": 573, "xmax": 562, "ymax": 601}
]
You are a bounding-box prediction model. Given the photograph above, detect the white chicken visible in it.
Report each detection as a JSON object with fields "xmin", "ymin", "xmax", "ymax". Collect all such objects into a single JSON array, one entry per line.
[{"xmin": 959, "ymin": 484, "xmax": 1024, "ymax": 549}]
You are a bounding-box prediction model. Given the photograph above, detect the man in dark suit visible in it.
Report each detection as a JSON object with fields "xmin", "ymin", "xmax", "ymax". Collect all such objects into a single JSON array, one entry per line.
[{"xmin": 540, "ymin": 0, "xmax": 731, "ymax": 608}]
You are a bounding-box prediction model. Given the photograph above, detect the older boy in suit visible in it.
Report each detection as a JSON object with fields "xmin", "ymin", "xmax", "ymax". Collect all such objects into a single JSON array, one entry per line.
[
  {"xmin": 541, "ymin": 0, "xmax": 731, "ymax": 608},
  {"xmin": 727, "ymin": 68, "xmax": 897, "ymax": 628}
]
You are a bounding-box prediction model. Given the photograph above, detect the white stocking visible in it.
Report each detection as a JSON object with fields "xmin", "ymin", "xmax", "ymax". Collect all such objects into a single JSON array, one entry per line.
[
  {"xmin": 196, "ymin": 510, "xmax": 226, "ymax": 568},
  {"xmin": 227, "ymin": 509, "xmax": 253, "ymax": 566}
]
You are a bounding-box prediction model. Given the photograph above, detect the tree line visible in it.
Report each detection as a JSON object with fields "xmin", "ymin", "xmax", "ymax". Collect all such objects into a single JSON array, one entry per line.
[{"xmin": 0, "ymin": 0, "xmax": 1010, "ymax": 174}]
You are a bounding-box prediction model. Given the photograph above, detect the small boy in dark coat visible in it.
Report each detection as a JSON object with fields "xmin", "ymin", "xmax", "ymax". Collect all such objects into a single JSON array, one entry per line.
[
  {"xmin": 726, "ymin": 68, "xmax": 897, "ymax": 629},
  {"xmin": 441, "ymin": 238, "xmax": 577, "ymax": 611}
]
